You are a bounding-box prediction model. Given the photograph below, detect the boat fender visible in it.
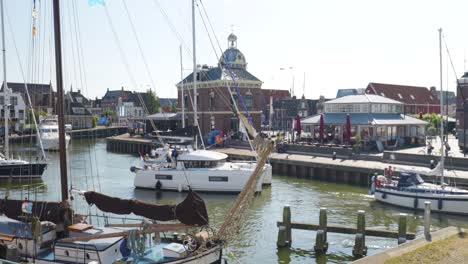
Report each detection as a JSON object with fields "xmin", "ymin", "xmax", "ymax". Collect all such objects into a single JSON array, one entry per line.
[
  {"xmin": 155, "ymin": 180, "xmax": 162, "ymax": 191},
  {"xmin": 382, "ymin": 192, "xmax": 387, "ymax": 199},
  {"xmin": 178, "ymin": 184, "xmax": 182, "ymax": 193},
  {"xmin": 119, "ymin": 238, "xmax": 131, "ymax": 257},
  {"xmin": 414, "ymin": 198, "xmax": 418, "ymax": 209},
  {"xmin": 438, "ymin": 199, "xmax": 443, "ymax": 210},
  {"xmin": 130, "ymin": 166, "xmax": 141, "ymax": 172}
]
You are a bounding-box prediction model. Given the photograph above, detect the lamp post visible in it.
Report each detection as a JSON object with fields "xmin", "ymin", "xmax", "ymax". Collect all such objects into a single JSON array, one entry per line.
[{"xmin": 280, "ymin": 67, "xmax": 295, "ymax": 97}]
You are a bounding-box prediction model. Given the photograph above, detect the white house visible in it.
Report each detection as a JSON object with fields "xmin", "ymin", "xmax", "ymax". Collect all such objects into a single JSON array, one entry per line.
[{"xmin": 0, "ymin": 90, "xmax": 27, "ymax": 131}]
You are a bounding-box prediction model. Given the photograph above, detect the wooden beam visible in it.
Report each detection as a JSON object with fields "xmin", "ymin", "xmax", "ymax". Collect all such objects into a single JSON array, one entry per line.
[
  {"xmin": 277, "ymin": 221, "xmax": 416, "ymax": 240},
  {"xmin": 60, "ymin": 225, "xmax": 190, "ymax": 243}
]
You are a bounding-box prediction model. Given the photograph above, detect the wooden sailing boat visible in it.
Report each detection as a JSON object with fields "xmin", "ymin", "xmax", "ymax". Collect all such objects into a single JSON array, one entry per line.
[
  {"xmin": 0, "ymin": 1, "xmax": 222, "ymax": 263},
  {"xmin": 370, "ymin": 29, "xmax": 468, "ymax": 215}
]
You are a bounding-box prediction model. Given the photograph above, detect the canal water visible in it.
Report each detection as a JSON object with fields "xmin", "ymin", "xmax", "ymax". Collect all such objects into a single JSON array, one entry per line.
[{"xmin": 4, "ymin": 138, "xmax": 468, "ymax": 263}]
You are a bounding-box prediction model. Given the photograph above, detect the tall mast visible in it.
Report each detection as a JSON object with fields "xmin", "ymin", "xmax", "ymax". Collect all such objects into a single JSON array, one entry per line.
[
  {"xmin": 1, "ymin": 0, "xmax": 9, "ymax": 159},
  {"xmin": 52, "ymin": 0, "xmax": 68, "ymax": 201},
  {"xmin": 180, "ymin": 45, "xmax": 185, "ymax": 128},
  {"xmin": 192, "ymin": 0, "xmax": 198, "ymax": 131},
  {"xmin": 438, "ymin": 28, "xmax": 445, "ymax": 185}
]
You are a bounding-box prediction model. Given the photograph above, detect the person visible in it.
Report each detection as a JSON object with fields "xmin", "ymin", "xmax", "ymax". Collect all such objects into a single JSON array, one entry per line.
[
  {"xmin": 172, "ymin": 148, "xmax": 178, "ymax": 161},
  {"xmin": 445, "ymin": 141, "xmax": 451, "ymax": 157},
  {"xmin": 386, "ymin": 166, "xmax": 393, "ymax": 184},
  {"xmin": 427, "ymin": 141, "xmax": 433, "ymax": 155}
]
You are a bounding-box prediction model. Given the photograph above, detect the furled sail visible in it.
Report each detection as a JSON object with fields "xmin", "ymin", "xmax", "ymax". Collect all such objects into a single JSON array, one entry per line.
[
  {"xmin": 84, "ymin": 189, "xmax": 208, "ymax": 226},
  {"xmin": 0, "ymin": 198, "xmax": 72, "ymax": 224}
]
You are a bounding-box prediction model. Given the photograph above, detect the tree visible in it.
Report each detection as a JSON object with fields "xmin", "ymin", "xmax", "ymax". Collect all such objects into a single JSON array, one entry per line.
[{"xmin": 141, "ymin": 89, "xmax": 160, "ymax": 114}]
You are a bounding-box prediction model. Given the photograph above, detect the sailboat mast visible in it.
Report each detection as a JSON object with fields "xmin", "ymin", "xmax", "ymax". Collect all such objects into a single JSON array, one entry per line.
[
  {"xmin": 52, "ymin": 0, "xmax": 68, "ymax": 201},
  {"xmin": 180, "ymin": 45, "xmax": 185, "ymax": 128},
  {"xmin": 192, "ymin": 0, "xmax": 198, "ymax": 130},
  {"xmin": 438, "ymin": 28, "xmax": 445, "ymax": 185},
  {"xmin": 1, "ymin": 0, "xmax": 9, "ymax": 159}
]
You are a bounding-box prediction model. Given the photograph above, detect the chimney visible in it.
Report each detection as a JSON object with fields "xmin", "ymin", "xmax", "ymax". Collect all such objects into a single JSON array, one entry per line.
[
  {"xmin": 121, "ymin": 86, "xmax": 124, "ymax": 91},
  {"xmin": 78, "ymin": 89, "xmax": 81, "ymax": 94},
  {"xmin": 430, "ymin": 86, "xmax": 436, "ymax": 93}
]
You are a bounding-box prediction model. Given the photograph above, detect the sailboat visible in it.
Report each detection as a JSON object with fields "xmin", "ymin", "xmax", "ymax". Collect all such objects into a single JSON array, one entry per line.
[
  {"xmin": 0, "ymin": 1, "xmax": 224, "ymax": 263},
  {"xmin": 0, "ymin": 0, "xmax": 46, "ymax": 179},
  {"xmin": 370, "ymin": 29, "xmax": 468, "ymax": 215},
  {"xmin": 132, "ymin": 0, "xmax": 272, "ymax": 193}
]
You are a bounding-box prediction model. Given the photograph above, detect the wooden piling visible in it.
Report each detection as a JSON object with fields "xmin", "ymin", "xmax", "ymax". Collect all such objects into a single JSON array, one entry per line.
[
  {"xmin": 397, "ymin": 213, "xmax": 407, "ymax": 245},
  {"xmin": 314, "ymin": 207, "xmax": 328, "ymax": 253},
  {"xmin": 353, "ymin": 210, "xmax": 367, "ymax": 257},
  {"xmin": 283, "ymin": 205, "xmax": 292, "ymax": 246},
  {"xmin": 424, "ymin": 201, "xmax": 431, "ymax": 241},
  {"xmin": 277, "ymin": 226, "xmax": 287, "ymax": 247}
]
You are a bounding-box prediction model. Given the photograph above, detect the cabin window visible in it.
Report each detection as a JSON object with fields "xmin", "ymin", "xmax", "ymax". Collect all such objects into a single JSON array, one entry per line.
[
  {"xmin": 155, "ymin": 175, "xmax": 172, "ymax": 180},
  {"xmin": 184, "ymin": 160, "xmax": 225, "ymax": 168},
  {"xmin": 209, "ymin": 176, "xmax": 228, "ymax": 182}
]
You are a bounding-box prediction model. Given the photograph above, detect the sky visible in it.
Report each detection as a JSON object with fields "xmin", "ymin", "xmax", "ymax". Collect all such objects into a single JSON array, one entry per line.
[{"xmin": 3, "ymin": 0, "xmax": 468, "ymax": 100}]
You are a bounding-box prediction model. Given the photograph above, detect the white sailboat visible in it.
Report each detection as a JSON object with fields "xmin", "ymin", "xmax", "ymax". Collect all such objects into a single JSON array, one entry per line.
[
  {"xmin": 0, "ymin": 0, "xmax": 46, "ymax": 179},
  {"xmin": 37, "ymin": 115, "xmax": 70, "ymax": 151},
  {"xmin": 371, "ymin": 28, "xmax": 468, "ymax": 215}
]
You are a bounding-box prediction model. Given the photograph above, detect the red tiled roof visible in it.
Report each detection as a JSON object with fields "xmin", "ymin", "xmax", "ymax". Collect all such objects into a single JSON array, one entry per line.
[
  {"xmin": 261, "ymin": 89, "xmax": 291, "ymax": 100},
  {"xmin": 366, "ymin": 82, "xmax": 439, "ymax": 105}
]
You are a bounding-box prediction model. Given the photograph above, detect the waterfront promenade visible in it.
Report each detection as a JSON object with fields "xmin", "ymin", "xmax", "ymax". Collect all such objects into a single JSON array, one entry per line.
[{"xmin": 216, "ymin": 147, "xmax": 468, "ymax": 186}]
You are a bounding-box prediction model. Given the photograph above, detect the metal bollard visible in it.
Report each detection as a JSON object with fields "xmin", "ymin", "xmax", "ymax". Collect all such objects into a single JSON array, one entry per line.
[
  {"xmin": 424, "ymin": 201, "xmax": 432, "ymax": 241},
  {"xmin": 397, "ymin": 213, "xmax": 407, "ymax": 244}
]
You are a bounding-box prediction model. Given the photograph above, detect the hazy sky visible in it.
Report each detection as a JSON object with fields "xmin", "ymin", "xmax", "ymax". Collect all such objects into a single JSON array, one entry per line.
[{"xmin": 3, "ymin": 0, "xmax": 468, "ymax": 100}]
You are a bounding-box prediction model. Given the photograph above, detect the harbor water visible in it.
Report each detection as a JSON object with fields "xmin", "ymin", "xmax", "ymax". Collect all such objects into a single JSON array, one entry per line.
[{"xmin": 4, "ymin": 138, "xmax": 468, "ymax": 263}]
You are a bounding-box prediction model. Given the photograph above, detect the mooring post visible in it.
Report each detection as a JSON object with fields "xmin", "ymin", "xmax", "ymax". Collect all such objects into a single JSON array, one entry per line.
[
  {"xmin": 353, "ymin": 210, "xmax": 367, "ymax": 257},
  {"xmin": 397, "ymin": 213, "xmax": 408, "ymax": 244},
  {"xmin": 277, "ymin": 226, "xmax": 287, "ymax": 247},
  {"xmin": 283, "ymin": 205, "xmax": 292, "ymax": 246},
  {"xmin": 314, "ymin": 207, "xmax": 328, "ymax": 253},
  {"xmin": 424, "ymin": 201, "xmax": 432, "ymax": 241}
]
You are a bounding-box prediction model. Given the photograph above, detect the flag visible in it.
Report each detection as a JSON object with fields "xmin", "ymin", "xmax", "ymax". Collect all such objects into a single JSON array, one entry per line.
[
  {"xmin": 88, "ymin": 0, "xmax": 105, "ymax": 6},
  {"xmin": 32, "ymin": 26, "xmax": 37, "ymax": 37}
]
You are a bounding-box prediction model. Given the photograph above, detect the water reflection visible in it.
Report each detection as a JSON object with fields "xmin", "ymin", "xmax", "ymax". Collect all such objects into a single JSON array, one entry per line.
[{"xmin": 4, "ymin": 139, "xmax": 468, "ymax": 263}]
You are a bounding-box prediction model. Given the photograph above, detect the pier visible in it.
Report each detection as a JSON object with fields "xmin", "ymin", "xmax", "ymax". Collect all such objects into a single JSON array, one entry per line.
[{"xmin": 106, "ymin": 134, "xmax": 153, "ymax": 155}]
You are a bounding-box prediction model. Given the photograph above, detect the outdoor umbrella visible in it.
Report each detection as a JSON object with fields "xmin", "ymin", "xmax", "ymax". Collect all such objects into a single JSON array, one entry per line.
[
  {"xmin": 319, "ymin": 114, "xmax": 324, "ymax": 143},
  {"xmin": 346, "ymin": 114, "xmax": 351, "ymax": 144},
  {"xmin": 295, "ymin": 114, "xmax": 302, "ymax": 135}
]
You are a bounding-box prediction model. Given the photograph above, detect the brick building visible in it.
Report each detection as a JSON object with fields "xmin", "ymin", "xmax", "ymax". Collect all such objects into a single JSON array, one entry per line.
[
  {"xmin": 177, "ymin": 34, "xmax": 263, "ymax": 136},
  {"xmin": 365, "ymin": 82, "xmax": 440, "ymax": 114},
  {"xmin": 457, "ymin": 72, "xmax": 468, "ymax": 151}
]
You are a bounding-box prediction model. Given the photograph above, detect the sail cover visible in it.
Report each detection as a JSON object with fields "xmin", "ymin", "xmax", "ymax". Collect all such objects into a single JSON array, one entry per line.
[
  {"xmin": 84, "ymin": 190, "xmax": 208, "ymax": 226},
  {"xmin": 0, "ymin": 198, "xmax": 71, "ymax": 224}
]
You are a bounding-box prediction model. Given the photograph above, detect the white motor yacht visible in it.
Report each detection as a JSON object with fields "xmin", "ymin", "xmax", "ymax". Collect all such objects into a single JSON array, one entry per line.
[
  {"xmin": 37, "ymin": 116, "xmax": 70, "ymax": 151},
  {"xmin": 132, "ymin": 148, "xmax": 272, "ymax": 193}
]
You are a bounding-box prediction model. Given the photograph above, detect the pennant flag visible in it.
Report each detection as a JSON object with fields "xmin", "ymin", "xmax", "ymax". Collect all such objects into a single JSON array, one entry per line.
[
  {"xmin": 88, "ymin": 0, "xmax": 105, "ymax": 6},
  {"xmin": 32, "ymin": 25, "xmax": 37, "ymax": 37}
]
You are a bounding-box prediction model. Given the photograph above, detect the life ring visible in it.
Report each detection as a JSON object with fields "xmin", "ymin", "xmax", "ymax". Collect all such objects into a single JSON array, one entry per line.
[
  {"xmin": 414, "ymin": 198, "xmax": 418, "ymax": 209},
  {"xmin": 438, "ymin": 199, "xmax": 443, "ymax": 210}
]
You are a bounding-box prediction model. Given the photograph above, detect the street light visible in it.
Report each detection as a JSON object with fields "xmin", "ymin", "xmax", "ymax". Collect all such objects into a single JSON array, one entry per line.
[{"xmin": 280, "ymin": 67, "xmax": 295, "ymax": 97}]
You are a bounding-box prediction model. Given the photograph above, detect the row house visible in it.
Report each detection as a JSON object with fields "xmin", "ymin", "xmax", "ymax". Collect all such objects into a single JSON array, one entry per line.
[{"xmin": 365, "ymin": 82, "xmax": 440, "ymax": 114}]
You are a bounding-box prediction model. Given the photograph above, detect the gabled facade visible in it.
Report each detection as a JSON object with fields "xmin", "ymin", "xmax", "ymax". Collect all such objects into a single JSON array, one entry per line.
[
  {"xmin": 1, "ymin": 82, "xmax": 54, "ymax": 114},
  {"xmin": 456, "ymin": 72, "xmax": 468, "ymax": 151},
  {"xmin": 65, "ymin": 90, "xmax": 93, "ymax": 129},
  {"xmin": 365, "ymin": 82, "xmax": 440, "ymax": 114},
  {"xmin": 0, "ymin": 89, "xmax": 27, "ymax": 131}
]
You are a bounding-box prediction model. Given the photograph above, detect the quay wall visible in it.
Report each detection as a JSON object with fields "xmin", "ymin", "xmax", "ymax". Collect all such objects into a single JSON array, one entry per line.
[
  {"xmin": 9, "ymin": 126, "xmax": 128, "ymax": 143},
  {"xmin": 105, "ymin": 137, "xmax": 468, "ymax": 187}
]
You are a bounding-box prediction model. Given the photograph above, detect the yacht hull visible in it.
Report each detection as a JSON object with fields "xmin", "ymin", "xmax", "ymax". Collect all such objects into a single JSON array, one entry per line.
[
  {"xmin": 0, "ymin": 163, "xmax": 47, "ymax": 179},
  {"xmin": 37, "ymin": 135, "xmax": 70, "ymax": 151},
  {"xmin": 374, "ymin": 188, "xmax": 468, "ymax": 215},
  {"xmin": 134, "ymin": 164, "xmax": 269, "ymax": 193}
]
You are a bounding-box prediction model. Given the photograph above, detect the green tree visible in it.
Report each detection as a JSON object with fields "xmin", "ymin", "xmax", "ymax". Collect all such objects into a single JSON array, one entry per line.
[
  {"xmin": 101, "ymin": 110, "xmax": 115, "ymax": 117},
  {"xmin": 141, "ymin": 89, "xmax": 160, "ymax": 114},
  {"xmin": 171, "ymin": 102, "xmax": 178, "ymax": 113}
]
